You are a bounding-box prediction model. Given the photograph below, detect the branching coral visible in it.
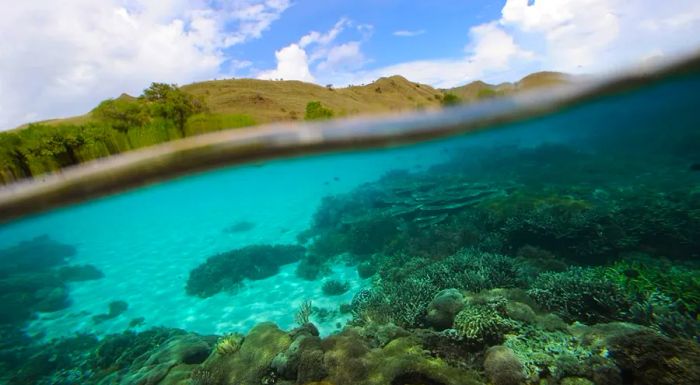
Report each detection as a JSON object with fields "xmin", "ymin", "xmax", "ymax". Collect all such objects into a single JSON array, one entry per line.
[
  {"xmin": 453, "ymin": 305, "xmax": 514, "ymax": 345},
  {"xmin": 295, "ymin": 300, "xmax": 313, "ymax": 326},
  {"xmin": 503, "ymin": 326, "xmax": 597, "ymax": 382},
  {"xmin": 528, "ymin": 267, "xmax": 633, "ymax": 324}
]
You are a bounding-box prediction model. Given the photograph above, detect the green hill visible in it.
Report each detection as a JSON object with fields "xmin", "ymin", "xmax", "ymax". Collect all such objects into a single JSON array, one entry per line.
[{"xmin": 0, "ymin": 72, "xmax": 571, "ymax": 185}]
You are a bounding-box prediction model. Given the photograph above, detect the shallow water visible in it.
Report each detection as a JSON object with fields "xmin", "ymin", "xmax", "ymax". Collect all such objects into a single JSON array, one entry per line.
[{"xmin": 1, "ymin": 71, "xmax": 699, "ymax": 384}]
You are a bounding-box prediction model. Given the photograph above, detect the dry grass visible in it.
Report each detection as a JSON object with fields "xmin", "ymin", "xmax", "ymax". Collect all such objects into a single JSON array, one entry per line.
[{"xmin": 182, "ymin": 75, "xmax": 443, "ymax": 123}]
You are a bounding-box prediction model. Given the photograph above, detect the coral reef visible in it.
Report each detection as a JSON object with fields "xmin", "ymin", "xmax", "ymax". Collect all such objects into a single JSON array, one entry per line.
[
  {"xmin": 349, "ymin": 249, "xmax": 526, "ymax": 329},
  {"xmin": 425, "ymin": 289, "xmax": 466, "ymax": 330},
  {"xmin": 607, "ymin": 330, "xmax": 700, "ymax": 385},
  {"xmin": 186, "ymin": 244, "xmax": 306, "ymax": 298},
  {"xmin": 528, "ymin": 267, "xmax": 633, "ymax": 324},
  {"xmin": 321, "ymin": 279, "xmax": 350, "ymax": 296},
  {"xmin": 453, "ymin": 305, "xmax": 514, "ymax": 345},
  {"xmin": 0, "ymin": 236, "xmax": 104, "ymax": 347},
  {"xmin": 92, "ymin": 300, "xmax": 129, "ymax": 324}
]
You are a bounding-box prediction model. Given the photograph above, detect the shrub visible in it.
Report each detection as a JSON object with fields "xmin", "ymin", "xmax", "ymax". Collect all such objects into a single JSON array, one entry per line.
[
  {"xmin": 304, "ymin": 101, "xmax": 334, "ymax": 120},
  {"xmin": 441, "ymin": 93, "xmax": 461, "ymax": 107}
]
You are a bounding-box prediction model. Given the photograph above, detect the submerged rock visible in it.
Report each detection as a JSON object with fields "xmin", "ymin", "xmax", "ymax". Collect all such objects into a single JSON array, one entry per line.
[
  {"xmin": 483, "ymin": 345, "xmax": 526, "ymax": 385},
  {"xmin": 607, "ymin": 330, "xmax": 700, "ymax": 385}
]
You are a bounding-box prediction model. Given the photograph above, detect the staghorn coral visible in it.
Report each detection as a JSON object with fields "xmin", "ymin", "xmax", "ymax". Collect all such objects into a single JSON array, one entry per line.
[
  {"xmin": 354, "ymin": 276, "xmax": 439, "ymax": 328},
  {"xmin": 528, "ymin": 267, "xmax": 633, "ymax": 324},
  {"xmin": 350, "ymin": 249, "xmax": 526, "ymax": 329}
]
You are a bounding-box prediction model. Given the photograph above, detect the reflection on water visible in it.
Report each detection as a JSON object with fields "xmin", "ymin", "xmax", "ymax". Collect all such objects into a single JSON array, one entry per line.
[{"xmin": 0, "ymin": 70, "xmax": 699, "ymax": 384}]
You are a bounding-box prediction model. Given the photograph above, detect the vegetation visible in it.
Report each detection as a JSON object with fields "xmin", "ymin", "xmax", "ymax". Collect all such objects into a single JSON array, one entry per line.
[
  {"xmin": 0, "ymin": 83, "xmax": 247, "ymax": 184},
  {"xmin": 441, "ymin": 93, "xmax": 462, "ymax": 106},
  {"xmin": 304, "ymin": 101, "xmax": 334, "ymax": 120}
]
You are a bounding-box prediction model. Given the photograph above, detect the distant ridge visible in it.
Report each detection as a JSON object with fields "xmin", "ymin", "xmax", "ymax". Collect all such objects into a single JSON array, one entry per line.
[{"xmin": 446, "ymin": 71, "xmax": 571, "ymax": 103}]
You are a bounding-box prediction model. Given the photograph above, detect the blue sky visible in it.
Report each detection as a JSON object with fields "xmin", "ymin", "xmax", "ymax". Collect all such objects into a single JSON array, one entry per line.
[
  {"xmin": 233, "ymin": 1, "xmax": 501, "ymax": 71},
  {"xmin": 1, "ymin": 0, "xmax": 699, "ymax": 130}
]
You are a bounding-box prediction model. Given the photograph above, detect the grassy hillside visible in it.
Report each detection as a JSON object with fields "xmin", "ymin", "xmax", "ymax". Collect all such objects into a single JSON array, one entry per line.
[
  {"xmin": 0, "ymin": 72, "xmax": 571, "ymax": 185},
  {"xmin": 165, "ymin": 75, "xmax": 442, "ymax": 123},
  {"xmin": 446, "ymin": 71, "xmax": 571, "ymax": 102}
]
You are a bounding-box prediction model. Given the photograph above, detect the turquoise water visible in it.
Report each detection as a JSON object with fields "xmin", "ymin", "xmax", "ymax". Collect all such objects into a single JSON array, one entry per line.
[{"xmin": 1, "ymin": 73, "xmax": 699, "ymax": 384}]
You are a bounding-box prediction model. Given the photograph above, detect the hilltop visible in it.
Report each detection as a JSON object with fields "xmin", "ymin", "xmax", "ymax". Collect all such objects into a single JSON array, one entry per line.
[{"xmin": 183, "ymin": 75, "xmax": 445, "ymax": 123}]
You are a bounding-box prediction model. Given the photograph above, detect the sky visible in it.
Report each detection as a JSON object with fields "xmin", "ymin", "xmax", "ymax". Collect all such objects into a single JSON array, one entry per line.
[{"xmin": 1, "ymin": 0, "xmax": 700, "ymax": 130}]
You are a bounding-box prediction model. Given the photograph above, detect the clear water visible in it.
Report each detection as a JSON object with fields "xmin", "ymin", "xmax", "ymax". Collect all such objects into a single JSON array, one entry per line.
[{"xmin": 1, "ymin": 71, "xmax": 699, "ymax": 384}]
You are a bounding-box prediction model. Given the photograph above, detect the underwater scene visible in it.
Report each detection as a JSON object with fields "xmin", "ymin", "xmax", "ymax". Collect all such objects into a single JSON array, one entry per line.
[{"xmin": 1, "ymin": 72, "xmax": 700, "ymax": 385}]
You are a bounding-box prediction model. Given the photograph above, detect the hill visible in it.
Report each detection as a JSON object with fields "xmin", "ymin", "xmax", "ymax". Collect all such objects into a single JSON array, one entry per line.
[
  {"xmin": 182, "ymin": 75, "xmax": 443, "ymax": 123},
  {"xmin": 446, "ymin": 71, "xmax": 571, "ymax": 102},
  {"xmin": 0, "ymin": 72, "xmax": 572, "ymax": 185}
]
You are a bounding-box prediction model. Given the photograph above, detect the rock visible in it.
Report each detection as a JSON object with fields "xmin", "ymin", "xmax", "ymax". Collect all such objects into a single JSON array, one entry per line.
[
  {"xmin": 121, "ymin": 334, "xmax": 212, "ymax": 385},
  {"xmin": 425, "ymin": 289, "xmax": 466, "ymax": 330},
  {"xmin": 483, "ymin": 345, "xmax": 526, "ymax": 385},
  {"xmin": 505, "ymin": 301, "xmax": 536, "ymax": 324},
  {"xmin": 207, "ymin": 322, "xmax": 292, "ymax": 385},
  {"xmin": 560, "ymin": 377, "xmax": 594, "ymax": 385},
  {"xmin": 536, "ymin": 313, "xmax": 568, "ymax": 331},
  {"xmin": 607, "ymin": 330, "xmax": 700, "ymax": 385}
]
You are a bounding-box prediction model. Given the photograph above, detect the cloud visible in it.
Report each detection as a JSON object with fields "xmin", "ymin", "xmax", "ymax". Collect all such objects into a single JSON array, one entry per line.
[
  {"xmin": 258, "ymin": 18, "xmax": 369, "ymax": 83},
  {"xmin": 256, "ymin": 44, "xmax": 315, "ymax": 82},
  {"xmin": 345, "ymin": 22, "xmax": 533, "ymax": 88},
  {"xmin": 393, "ymin": 29, "xmax": 425, "ymax": 37},
  {"xmin": 0, "ymin": 0, "xmax": 290, "ymax": 130},
  {"xmin": 317, "ymin": 42, "xmax": 366, "ymax": 73},
  {"xmin": 337, "ymin": 0, "xmax": 700, "ymax": 87},
  {"xmin": 299, "ymin": 18, "xmax": 349, "ymax": 48}
]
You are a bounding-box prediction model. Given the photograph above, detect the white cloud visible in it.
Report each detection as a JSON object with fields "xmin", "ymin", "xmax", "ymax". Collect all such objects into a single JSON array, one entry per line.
[
  {"xmin": 338, "ymin": 0, "xmax": 700, "ymax": 88},
  {"xmin": 393, "ymin": 29, "xmax": 425, "ymax": 37},
  {"xmin": 256, "ymin": 44, "xmax": 315, "ymax": 82},
  {"xmin": 299, "ymin": 18, "xmax": 349, "ymax": 48},
  {"xmin": 0, "ymin": 0, "xmax": 290, "ymax": 130},
  {"xmin": 316, "ymin": 42, "xmax": 367, "ymax": 75},
  {"xmin": 258, "ymin": 18, "xmax": 369, "ymax": 83}
]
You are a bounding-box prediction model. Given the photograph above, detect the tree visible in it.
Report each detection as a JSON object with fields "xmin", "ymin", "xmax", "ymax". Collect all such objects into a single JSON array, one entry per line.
[
  {"xmin": 441, "ymin": 93, "xmax": 461, "ymax": 107},
  {"xmin": 304, "ymin": 101, "xmax": 334, "ymax": 120},
  {"xmin": 92, "ymin": 98, "xmax": 148, "ymax": 134},
  {"xmin": 141, "ymin": 83, "xmax": 205, "ymax": 137},
  {"xmin": 0, "ymin": 132, "xmax": 31, "ymax": 181}
]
